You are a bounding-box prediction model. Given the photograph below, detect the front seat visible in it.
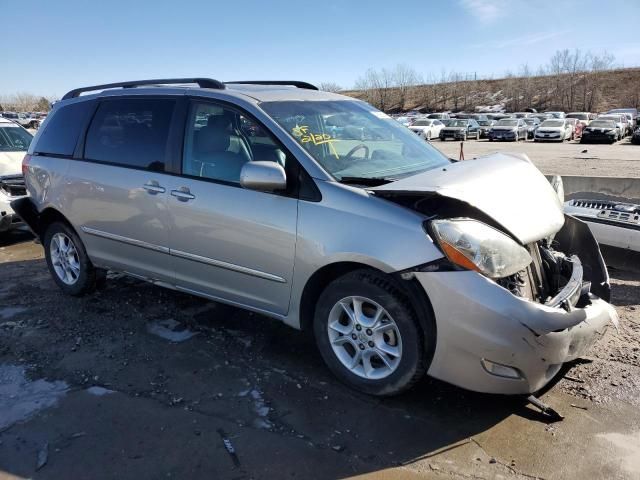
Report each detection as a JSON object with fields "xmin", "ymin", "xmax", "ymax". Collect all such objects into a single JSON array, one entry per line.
[{"xmin": 197, "ymin": 115, "xmax": 252, "ymax": 182}]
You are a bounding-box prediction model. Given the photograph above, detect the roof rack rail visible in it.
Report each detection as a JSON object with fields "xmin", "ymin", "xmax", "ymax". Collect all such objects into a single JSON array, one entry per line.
[
  {"xmin": 225, "ymin": 80, "xmax": 318, "ymax": 91},
  {"xmin": 61, "ymin": 78, "xmax": 225, "ymax": 100}
]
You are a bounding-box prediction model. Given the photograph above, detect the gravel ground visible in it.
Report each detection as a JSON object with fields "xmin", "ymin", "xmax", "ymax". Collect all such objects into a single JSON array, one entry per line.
[
  {"xmin": 434, "ymin": 136, "xmax": 640, "ymax": 178},
  {"xmin": 0, "ymin": 231, "xmax": 639, "ymax": 479}
]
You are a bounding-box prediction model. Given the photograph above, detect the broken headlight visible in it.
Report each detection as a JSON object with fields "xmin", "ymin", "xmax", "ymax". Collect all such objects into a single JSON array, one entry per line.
[{"xmin": 430, "ymin": 219, "xmax": 532, "ymax": 279}]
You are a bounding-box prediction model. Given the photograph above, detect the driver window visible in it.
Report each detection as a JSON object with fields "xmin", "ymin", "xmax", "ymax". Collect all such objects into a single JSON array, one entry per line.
[{"xmin": 183, "ymin": 102, "xmax": 287, "ymax": 184}]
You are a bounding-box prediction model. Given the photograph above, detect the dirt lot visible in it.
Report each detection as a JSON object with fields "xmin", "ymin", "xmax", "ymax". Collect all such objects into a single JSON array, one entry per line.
[
  {"xmin": 434, "ymin": 137, "xmax": 640, "ymax": 178},
  {"xmin": 0, "ymin": 227, "xmax": 639, "ymax": 480}
]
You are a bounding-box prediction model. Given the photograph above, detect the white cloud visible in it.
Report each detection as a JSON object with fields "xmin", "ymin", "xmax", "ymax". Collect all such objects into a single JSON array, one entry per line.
[
  {"xmin": 459, "ymin": 0, "xmax": 509, "ymax": 23},
  {"xmin": 473, "ymin": 30, "xmax": 572, "ymax": 49}
]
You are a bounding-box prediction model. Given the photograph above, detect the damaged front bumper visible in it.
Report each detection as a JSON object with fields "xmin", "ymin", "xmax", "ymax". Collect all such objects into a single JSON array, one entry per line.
[
  {"xmin": 413, "ymin": 215, "xmax": 619, "ymax": 394},
  {"xmin": 416, "ymin": 270, "xmax": 617, "ymax": 394}
]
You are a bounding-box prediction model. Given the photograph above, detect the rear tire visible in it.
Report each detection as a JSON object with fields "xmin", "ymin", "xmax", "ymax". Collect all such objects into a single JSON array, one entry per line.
[
  {"xmin": 43, "ymin": 221, "xmax": 101, "ymax": 296},
  {"xmin": 313, "ymin": 270, "xmax": 430, "ymax": 396}
]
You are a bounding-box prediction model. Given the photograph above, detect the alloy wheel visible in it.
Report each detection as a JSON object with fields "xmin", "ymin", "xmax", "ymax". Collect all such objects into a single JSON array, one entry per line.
[
  {"xmin": 50, "ymin": 232, "xmax": 81, "ymax": 285},
  {"xmin": 327, "ymin": 296, "xmax": 402, "ymax": 380}
]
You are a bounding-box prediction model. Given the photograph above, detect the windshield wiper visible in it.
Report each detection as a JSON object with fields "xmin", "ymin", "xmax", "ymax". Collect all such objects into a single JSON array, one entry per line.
[{"xmin": 338, "ymin": 176, "xmax": 393, "ymax": 186}]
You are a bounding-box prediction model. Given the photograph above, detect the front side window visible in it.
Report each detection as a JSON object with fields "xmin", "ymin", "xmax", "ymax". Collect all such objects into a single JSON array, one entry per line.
[
  {"xmin": 84, "ymin": 98, "xmax": 175, "ymax": 171},
  {"xmin": 182, "ymin": 102, "xmax": 288, "ymax": 184},
  {"xmin": 0, "ymin": 125, "xmax": 33, "ymax": 152},
  {"xmin": 260, "ymin": 100, "xmax": 449, "ymax": 182}
]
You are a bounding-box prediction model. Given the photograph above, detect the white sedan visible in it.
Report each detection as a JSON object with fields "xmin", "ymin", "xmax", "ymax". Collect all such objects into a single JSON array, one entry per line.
[
  {"xmin": 408, "ymin": 118, "xmax": 445, "ymax": 140},
  {"xmin": 534, "ymin": 119, "xmax": 573, "ymax": 142}
]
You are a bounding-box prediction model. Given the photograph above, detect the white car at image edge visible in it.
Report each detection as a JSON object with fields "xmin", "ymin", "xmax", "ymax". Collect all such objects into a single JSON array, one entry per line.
[{"xmin": 0, "ymin": 117, "xmax": 33, "ymax": 231}]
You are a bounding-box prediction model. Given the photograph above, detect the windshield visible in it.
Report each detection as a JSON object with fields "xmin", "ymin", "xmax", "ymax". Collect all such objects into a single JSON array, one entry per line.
[
  {"xmin": 449, "ymin": 120, "xmax": 468, "ymax": 127},
  {"xmin": 566, "ymin": 113, "xmax": 589, "ymax": 120},
  {"xmin": 589, "ymin": 121, "xmax": 615, "ymax": 128},
  {"xmin": 496, "ymin": 119, "xmax": 518, "ymax": 126},
  {"xmin": 478, "ymin": 120, "xmax": 491, "ymax": 126},
  {"xmin": 541, "ymin": 120, "xmax": 564, "ymax": 127},
  {"xmin": 261, "ymin": 100, "xmax": 450, "ymax": 181},
  {"xmin": 0, "ymin": 125, "xmax": 33, "ymax": 152},
  {"xmin": 412, "ymin": 120, "xmax": 432, "ymax": 126},
  {"xmin": 523, "ymin": 119, "xmax": 535, "ymax": 125}
]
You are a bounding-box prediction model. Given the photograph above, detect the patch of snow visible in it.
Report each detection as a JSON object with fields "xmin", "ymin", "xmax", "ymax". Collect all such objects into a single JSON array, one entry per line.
[
  {"xmin": 86, "ymin": 386, "xmax": 115, "ymax": 396},
  {"xmin": 0, "ymin": 306, "xmax": 28, "ymax": 320},
  {"xmin": 147, "ymin": 319, "xmax": 198, "ymax": 343},
  {"xmin": 0, "ymin": 364, "xmax": 68, "ymax": 430}
]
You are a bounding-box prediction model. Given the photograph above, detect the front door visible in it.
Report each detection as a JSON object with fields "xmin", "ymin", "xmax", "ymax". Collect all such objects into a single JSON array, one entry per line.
[{"xmin": 166, "ymin": 100, "xmax": 298, "ymax": 315}]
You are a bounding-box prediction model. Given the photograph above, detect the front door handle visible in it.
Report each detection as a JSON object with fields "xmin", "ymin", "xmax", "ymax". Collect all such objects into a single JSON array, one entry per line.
[
  {"xmin": 171, "ymin": 188, "xmax": 195, "ymax": 202},
  {"xmin": 143, "ymin": 182, "xmax": 165, "ymax": 194}
]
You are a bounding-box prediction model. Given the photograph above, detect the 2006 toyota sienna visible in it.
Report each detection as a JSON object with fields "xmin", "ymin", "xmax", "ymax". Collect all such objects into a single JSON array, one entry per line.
[{"xmin": 13, "ymin": 78, "xmax": 618, "ymax": 397}]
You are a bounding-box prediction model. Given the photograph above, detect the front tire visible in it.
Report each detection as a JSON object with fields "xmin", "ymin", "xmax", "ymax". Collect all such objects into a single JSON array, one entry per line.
[
  {"xmin": 313, "ymin": 270, "xmax": 429, "ymax": 396},
  {"xmin": 44, "ymin": 222, "xmax": 102, "ymax": 296}
]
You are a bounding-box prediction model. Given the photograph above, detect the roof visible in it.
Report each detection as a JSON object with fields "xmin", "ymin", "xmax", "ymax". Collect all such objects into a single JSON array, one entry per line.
[{"xmin": 58, "ymin": 79, "xmax": 351, "ymax": 106}]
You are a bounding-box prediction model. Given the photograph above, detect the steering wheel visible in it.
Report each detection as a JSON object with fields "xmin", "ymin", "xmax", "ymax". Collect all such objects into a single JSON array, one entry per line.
[{"xmin": 344, "ymin": 144, "xmax": 370, "ymax": 160}]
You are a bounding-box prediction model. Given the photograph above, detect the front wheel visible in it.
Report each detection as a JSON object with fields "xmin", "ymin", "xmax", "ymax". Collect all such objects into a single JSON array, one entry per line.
[
  {"xmin": 313, "ymin": 270, "xmax": 430, "ymax": 396},
  {"xmin": 44, "ymin": 221, "xmax": 103, "ymax": 296}
]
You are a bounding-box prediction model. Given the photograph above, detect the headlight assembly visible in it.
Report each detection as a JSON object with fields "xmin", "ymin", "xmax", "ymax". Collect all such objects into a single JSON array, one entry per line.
[{"xmin": 430, "ymin": 219, "xmax": 532, "ymax": 278}]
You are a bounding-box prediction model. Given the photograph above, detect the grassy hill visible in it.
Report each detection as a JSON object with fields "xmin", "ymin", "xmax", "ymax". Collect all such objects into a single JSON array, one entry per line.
[{"xmin": 343, "ymin": 67, "xmax": 640, "ymax": 113}]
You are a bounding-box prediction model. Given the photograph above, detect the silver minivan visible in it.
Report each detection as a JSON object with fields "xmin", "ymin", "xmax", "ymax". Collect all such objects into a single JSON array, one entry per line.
[{"xmin": 13, "ymin": 78, "xmax": 617, "ymax": 397}]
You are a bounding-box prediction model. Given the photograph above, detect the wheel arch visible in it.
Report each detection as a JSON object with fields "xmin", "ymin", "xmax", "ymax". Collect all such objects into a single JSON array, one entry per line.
[
  {"xmin": 298, "ymin": 262, "xmax": 438, "ymax": 367},
  {"xmin": 39, "ymin": 207, "xmax": 78, "ymax": 240}
]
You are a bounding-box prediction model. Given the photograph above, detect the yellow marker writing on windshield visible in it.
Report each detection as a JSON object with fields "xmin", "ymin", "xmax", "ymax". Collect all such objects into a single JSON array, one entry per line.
[{"xmin": 292, "ymin": 125, "xmax": 339, "ymax": 159}]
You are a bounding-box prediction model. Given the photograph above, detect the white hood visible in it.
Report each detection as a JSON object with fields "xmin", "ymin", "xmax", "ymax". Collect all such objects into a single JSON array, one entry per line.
[
  {"xmin": 371, "ymin": 153, "xmax": 565, "ymax": 244},
  {"xmin": 0, "ymin": 151, "xmax": 24, "ymax": 177}
]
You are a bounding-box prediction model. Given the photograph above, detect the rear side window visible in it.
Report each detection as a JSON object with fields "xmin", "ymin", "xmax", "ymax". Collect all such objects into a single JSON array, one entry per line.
[
  {"xmin": 84, "ymin": 98, "xmax": 175, "ymax": 171},
  {"xmin": 34, "ymin": 102, "xmax": 93, "ymax": 156}
]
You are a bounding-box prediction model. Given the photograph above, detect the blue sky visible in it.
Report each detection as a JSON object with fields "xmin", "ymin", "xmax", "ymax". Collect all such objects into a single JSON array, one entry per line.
[{"xmin": 2, "ymin": 0, "xmax": 639, "ymax": 98}]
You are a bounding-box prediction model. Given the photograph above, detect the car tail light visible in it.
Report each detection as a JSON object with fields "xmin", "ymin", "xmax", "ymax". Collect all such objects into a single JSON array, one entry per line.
[{"xmin": 22, "ymin": 154, "xmax": 31, "ymax": 176}]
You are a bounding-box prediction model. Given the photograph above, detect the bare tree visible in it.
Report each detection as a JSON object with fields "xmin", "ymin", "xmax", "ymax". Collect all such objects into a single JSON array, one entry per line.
[
  {"xmin": 587, "ymin": 52, "xmax": 615, "ymax": 111},
  {"xmin": 393, "ymin": 64, "xmax": 419, "ymax": 111},
  {"xmin": 318, "ymin": 82, "xmax": 342, "ymax": 93},
  {"xmin": 354, "ymin": 68, "xmax": 394, "ymax": 111}
]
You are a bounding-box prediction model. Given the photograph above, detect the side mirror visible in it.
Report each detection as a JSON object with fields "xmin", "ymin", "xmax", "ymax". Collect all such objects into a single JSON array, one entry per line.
[{"xmin": 240, "ymin": 161, "xmax": 287, "ymax": 192}]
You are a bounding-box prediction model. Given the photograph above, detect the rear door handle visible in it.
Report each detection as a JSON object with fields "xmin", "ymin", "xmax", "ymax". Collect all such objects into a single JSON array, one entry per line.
[
  {"xmin": 171, "ymin": 188, "xmax": 195, "ymax": 202},
  {"xmin": 143, "ymin": 182, "xmax": 165, "ymax": 194}
]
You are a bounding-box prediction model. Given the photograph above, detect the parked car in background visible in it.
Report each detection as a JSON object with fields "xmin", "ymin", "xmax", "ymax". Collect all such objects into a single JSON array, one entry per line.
[
  {"xmin": 545, "ymin": 111, "xmax": 566, "ymax": 119},
  {"xmin": 564, "ymin": 198, "xmax": 640, "ymax": 255},
  {"xmin": 477, "ymin": 119, "xmax": 495, "ymax": 138},
  {"xmin": 14, "ymin": 77, "xmax": 617, "ymax": 398},
  {"xmin": 426, "ymin": 112, "xmax": 450, "ymax": 120},
  {"xmin": 596, "ymin": 114, "xmax": 626, "ymax": 139},
  {"xmin": 632, "ymin": 127, "xmax": 640, "ymax": 145},
  {"xmin": 607, "ymin": 108, "xmax": 638, "ymax": 127},
  {"xmin": 580, "ymin": 119, "xmax": 619, "ymax": 144},
  {"xmin": 0, "ymin": 117, "xmax": 33, "ymax": 231},
  {"xmin": 523, "ymin": 118, "xmax": 541, "ymax": 139},
  {"xmin": 532, "ymin": 113, "xmax": 552, "ymax": 122},
  {"xmin": 513, "ymin": 112, "xmax": 532, "ymax": 119},
  {"xmin": 440, "ymin": 119, "xmax": 454, "ymax": 127},
  {"xmin": 408, "ymin": 118, "xmax": 445, "ymax": 140},
  {"xmin": 488, "ymin": 118, "xmax": 528, "ymax": 141},
  {"xmin": 439, "ymin": 118, "xmax": 480, "ymax": 141},
  {"xmin": 564, "ymin": 118, "xmax": 582, "ymax": 139},
  {"xmin": 565, "ymin": 112, "xmax": 590, "ymax": 127},
  {"xmin": 394, "ymin": 116, "xmax": 412, "ymax": 127},
  {"xmin": 534, "ymin": 119, "xmax": 572, "ymax": 142}
]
